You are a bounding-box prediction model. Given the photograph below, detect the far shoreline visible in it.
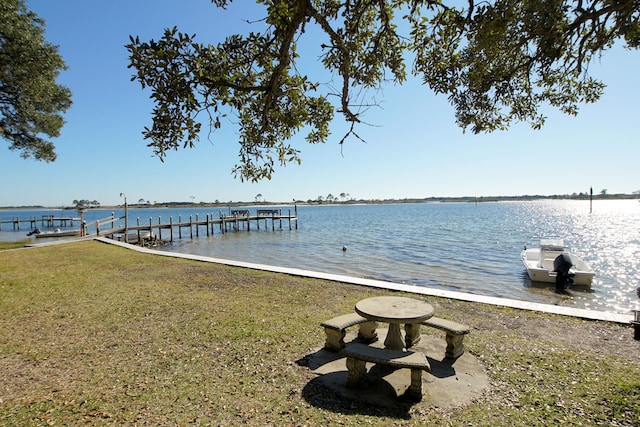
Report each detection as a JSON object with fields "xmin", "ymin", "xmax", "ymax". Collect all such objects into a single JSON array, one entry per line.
[{"xmin": 1, "ymin": 192, "xmax": 638, "ymax": 211}]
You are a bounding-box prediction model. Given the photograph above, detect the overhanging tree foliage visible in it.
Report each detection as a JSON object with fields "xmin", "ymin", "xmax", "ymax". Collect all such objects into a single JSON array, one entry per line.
[
  {"xmin": 127, "ymin": 0, "xmax": 639, "ymax": 182},
  {"xmin": 0, "ymin": 0, "xmax": 72, "ymax": 161}
]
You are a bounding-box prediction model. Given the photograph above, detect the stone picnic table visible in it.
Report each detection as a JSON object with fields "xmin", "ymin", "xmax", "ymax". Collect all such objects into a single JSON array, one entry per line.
[
  {"xmin": 319, "ymin": 295, "xmax": 472, "ymax": 401},
  {"xmin": 355, "ymin": 295, "xmax": 434, "ymax": 351}
]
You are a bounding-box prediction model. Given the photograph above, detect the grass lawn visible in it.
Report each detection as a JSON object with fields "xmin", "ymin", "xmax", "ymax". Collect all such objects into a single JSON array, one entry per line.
[{"xmin": 1, "ymin": 240, "xmax": 639, "ymax": 426}]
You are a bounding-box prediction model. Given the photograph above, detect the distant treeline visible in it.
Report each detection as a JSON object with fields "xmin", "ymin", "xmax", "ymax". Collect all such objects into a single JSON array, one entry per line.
[
  {"xmin": 1, "ymin": 192, "xmax": 638, "ymax": 210},
  {"xmin": 125, "ymin": 192, "xmax": 640, "ymax": 207}
]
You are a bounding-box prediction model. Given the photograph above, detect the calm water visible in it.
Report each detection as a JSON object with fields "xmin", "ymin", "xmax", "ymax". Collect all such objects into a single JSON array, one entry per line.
[{"xmin": 2, "ymin": 200, "xmax": 639, "ymax": 314}]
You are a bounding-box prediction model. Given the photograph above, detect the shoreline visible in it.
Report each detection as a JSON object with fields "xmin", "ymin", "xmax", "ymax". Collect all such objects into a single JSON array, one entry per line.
[{"xmin": 94, "ymin": 237, "xmax": 633, "ymax": 324}]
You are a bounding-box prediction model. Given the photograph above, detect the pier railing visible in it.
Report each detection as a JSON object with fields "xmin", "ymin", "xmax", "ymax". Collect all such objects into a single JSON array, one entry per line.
[
  {"xmin": 3, "ymin": 208, "xmax": 298, "ymax": 244},
  {"xmin": 92, "ymin": 208, "xmax": 298, "ymax": 243},
  {"xmin": 86, "ymin": 213, "xmax": 124, "ymax": 237}
]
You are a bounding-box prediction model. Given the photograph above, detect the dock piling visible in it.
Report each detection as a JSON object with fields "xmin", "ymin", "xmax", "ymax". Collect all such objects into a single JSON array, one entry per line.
[{"xmin": 4, "ymin": 208, "xmax": 298, "ymax": 243}]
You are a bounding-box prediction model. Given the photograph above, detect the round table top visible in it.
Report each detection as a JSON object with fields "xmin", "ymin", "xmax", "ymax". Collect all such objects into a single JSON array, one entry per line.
[{"xmin": 355, "ymin": 296, "xmax": 434, "ymax": 323}]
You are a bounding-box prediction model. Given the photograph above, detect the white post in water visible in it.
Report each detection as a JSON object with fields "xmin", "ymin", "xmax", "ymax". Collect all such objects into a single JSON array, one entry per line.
[
  {"xmin": 120, "ymin": 193, "xmax": 128, "ymax": 243},
  {"xmin": 632, "ymin": 286, "xmax": 640, "ymax": 340}
]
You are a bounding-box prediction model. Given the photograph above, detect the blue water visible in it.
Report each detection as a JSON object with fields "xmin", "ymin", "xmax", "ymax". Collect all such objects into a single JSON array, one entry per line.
[{"xmin": 2, "ymin": 200, "xmax": 639, "ymax": 314}]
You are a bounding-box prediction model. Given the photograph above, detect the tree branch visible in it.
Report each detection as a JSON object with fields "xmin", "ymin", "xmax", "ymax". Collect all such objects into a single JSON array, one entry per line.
[{"xmin": 306, "ymin": 1, "xmax": 360, "ymax": 123}]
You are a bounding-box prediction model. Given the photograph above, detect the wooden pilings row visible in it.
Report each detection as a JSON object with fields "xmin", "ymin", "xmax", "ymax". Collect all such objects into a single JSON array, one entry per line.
[
  {"xmin": 2, "ymin": 209, "xmax": 299, "ymax": 244},
  {"xmin": 96, "ymin": 209, "xmax": 298, "ymax": 243},
  {"xmin": 0, "ymin": 215, "xmax": 81, "ymax": 231}
]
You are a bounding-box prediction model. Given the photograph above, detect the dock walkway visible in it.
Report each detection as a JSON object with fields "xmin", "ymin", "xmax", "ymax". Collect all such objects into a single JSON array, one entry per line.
[
  {"xmin": 92, "ymin": 208, "xmax": 298, "ymax": 243},
  {"xmin": 3, "ymin": 208, "xmax": 298, "ymax": 244},
  {"xmin": 0, "ymin": 215, "xmax": 81, "ymax": 231}
]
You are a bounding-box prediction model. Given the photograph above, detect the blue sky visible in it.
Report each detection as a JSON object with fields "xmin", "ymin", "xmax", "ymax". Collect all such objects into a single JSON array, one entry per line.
[{"xmin": 2, "ymin": 1, "xmax": 638, "ymax": 207}]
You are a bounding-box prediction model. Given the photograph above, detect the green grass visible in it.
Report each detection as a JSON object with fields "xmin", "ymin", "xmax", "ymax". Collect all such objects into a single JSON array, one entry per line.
[
  {"xmin": 1, "ymin": 240, "xmax": 639, "ymax": 426},
  {"xmin": 0, "ymin": 239, "xmax": 31, "ymax": 251}
]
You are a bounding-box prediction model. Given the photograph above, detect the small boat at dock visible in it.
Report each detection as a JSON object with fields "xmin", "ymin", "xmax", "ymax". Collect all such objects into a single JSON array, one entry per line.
[
  {"xmin": 29, "ymin": 228, "xmax": 82, "ymax": 239},
  {"xmin": 521, "ymin": 239, "xmax": 595, "ymax": 287}
]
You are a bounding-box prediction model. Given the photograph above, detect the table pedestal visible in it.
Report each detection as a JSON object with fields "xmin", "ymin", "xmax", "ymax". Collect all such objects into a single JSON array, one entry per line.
[
  {"xmin": 384, "ymin": 323, "xmax": 405, "ymax": 351},
  {"xmin": 404, "ymin": 323, "xmax": 422, "ymax": 348}
]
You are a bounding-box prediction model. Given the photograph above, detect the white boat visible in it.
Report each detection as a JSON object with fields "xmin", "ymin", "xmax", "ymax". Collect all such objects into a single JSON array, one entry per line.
[
  {"xmin": 29, "ymin": 228, "xmax": 82, "ymax": 238},
  {"xmin": 521, "ymin": 239, "xmax": 595, "ymax": 287}
]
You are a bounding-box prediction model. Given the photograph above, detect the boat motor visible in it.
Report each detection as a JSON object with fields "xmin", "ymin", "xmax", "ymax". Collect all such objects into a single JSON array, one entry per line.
[
  {"xmin": 553, "ymin": 253, "xmax": 574, "ymax": 293},
  {"xmin": 26, "ymin": 228, "xmax": 41, "ymax": 236}
]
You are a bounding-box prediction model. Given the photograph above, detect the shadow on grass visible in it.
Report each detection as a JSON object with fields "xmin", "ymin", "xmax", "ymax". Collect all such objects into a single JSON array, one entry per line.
[
  {"xmin": 296, "ymin": 348, "xmax": 423, "ymax": 420},
  {"xmin": 300, "ymin": 374, "xmax": 414, "ymax": 420},
  {"xmin": 426, "ymin": 355, "xmax": 457, "ymax": 379}
]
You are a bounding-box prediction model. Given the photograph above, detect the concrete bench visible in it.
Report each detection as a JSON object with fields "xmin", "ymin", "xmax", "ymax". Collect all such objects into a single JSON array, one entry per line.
[
  {"xmin": 321, "ymin": 313, "xmax": 378, "ymax": 351},
  {"xmin": 417, "ymin": 317, "xmax": 470, "ymax": 359},
  {"xmin": 339, "ymin": 342, "xmax": 431, "ymax": 400}
]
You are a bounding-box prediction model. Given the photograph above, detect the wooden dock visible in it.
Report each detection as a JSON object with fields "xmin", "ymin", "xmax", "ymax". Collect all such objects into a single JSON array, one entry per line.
[
  {"xmin": 0, "ymin": 215, "xmax": 81, "ymax": 231},
  {"xmin": 92, "ymin": 208, "xmax": 298, "ymax": 243},
  {"xmin": 2, "ymin": 208, "xmax": 298, "ymax": 244}
]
